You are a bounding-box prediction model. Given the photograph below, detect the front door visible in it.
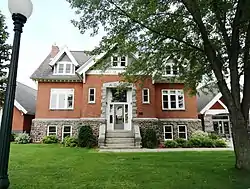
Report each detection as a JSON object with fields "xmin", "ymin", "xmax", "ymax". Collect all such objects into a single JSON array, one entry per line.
[{"xmin": 106, "ymin": 88, "xmax": 132, "ymax": 131}]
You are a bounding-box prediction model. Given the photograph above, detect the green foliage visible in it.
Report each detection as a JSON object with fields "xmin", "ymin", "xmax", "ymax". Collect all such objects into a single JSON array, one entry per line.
[
  {"xmin": 141, "ymin": 128, "xmax": 158, "ymax": 148},
  {"xmin": 14, "ymin": 132, "xmax": 30, "ymax": 144},
  {"xmin": 175, "ymin": 138, "xmax": 188, "ymax": 148},
  {"xmin": 0, "ymin": 12, "xmax": 11, "ymax": 106},
  {"xmin": 42, "ymin": 135, "xmax": 58, "ymax": 144},
  {"xmin": 164, "ymin": 140, "xmax": 178, "ymax": 148},
  {"xmin": 191, "ymin": 130, "xmax": 209, "ymax": 139},
  {"xmin": 63, "ymin": 136, "xmax": 78, "ymax": 147},
  {"xmin": 209, "ymin": 133, "xmax": 222, "ymax": 140},
  {"xmin": 214, "ymin": 139, "xmax": 227, "ymax": 148},
  {"xmin": 187, "ymin": 138, "xmax": 203, "ymax": 148},
  {"xmin": 78, "ymin": 126, "xmax": 97, "ymax": 148}
]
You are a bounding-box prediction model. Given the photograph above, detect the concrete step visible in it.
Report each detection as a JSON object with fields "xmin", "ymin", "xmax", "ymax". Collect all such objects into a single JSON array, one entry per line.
[
  {"xmin": 106, "ymin": 138, "xmax": 135, "ymax": 144},
  {"xmin": 106, "ymin": 132, "xmax": 133, "ymax": 138},
  {"xmin": 102, "ymin": 143, "xmax": 140, "ymax": 149}
]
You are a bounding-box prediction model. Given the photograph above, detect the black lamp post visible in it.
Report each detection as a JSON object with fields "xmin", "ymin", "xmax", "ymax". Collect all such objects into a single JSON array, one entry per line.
[{"xmin": 0, "ymin": 0, "xmax": 33, "ymax": 189}]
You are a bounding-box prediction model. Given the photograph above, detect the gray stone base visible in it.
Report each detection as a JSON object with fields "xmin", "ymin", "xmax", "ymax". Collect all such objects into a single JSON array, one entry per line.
[
  {"xmin": 133, "ymin": 118, "xmax": 202, "ymax": 143},
  {"xmin": 31, "ymin": 118, "xmax": 105, "ymax": 143}
]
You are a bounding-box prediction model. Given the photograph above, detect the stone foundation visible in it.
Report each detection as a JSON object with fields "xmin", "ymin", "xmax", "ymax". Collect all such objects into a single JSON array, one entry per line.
[
  {"xmin": 31, "ymin": 118, "xmax": 105, "ymax": 143},
  {"xmin": 133, "ymin": 118, "xmax": 202, "ymax": 143}
]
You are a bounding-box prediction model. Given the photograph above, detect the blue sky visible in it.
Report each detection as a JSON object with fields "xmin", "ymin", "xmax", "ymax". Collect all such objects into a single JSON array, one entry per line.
[{"xmin": 0, "ymin": 0, "xmax": 104, "ymax": 88}]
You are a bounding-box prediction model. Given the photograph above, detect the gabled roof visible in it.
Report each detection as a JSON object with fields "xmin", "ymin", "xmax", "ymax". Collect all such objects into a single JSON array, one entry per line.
[
  {"xmin": 49, "ymin": 46, "xmax": 79, "ymax": 66},
  {"xmin": 30, "ymin": 48, "xmax": 92, "ymax": 81},
  {"xmin": 196, "ymin": 82, "xmax": 220, "ymax": 113},
  {"xmin": 15, "ymin": 82, "xmax": 37, "ymax": 115}
]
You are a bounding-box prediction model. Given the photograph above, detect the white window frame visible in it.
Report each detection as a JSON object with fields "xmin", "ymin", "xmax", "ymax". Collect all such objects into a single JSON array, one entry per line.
[
  {"xmin": 178, "ymin": 125, "xmax": 187, "ymax": 140},
  {"xmin": 53, "ymin": 61, "xmax": 75, "ymax": 75},
  {"xmin": 142, "ymin": 88, "xmax": 150, "ymax": 104},
  {"xmin": 88, "ymin": 88, "xmax": 96, "ymax": 104},
  {"xmin": 162, "ymin": 63, "xmax": 179, "ymax": 76},
  {"xmin": 161, "ymin": 89, "xmax": 185, "ymax": 110},
  {"xmin": 47, "ymin": 125, "xmax": 57, "ymax": 136},
  {"xmin": 50, "ymin": 88, "xmax": 74, "ymax": 110},
  {"xmin": 62, "ymin": 125, "xmax": 72, "ymax": 141},
  {"xmin": 164, "ymin": 125, "xmax": 173, "ymax": 140},
  {"xmin": 111, "ymin": 56, "xmax": 128, "ymax": 68}
]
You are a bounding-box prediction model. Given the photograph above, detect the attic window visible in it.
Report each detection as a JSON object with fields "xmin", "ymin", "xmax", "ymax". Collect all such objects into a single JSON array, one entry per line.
[
  {"xmin": 54, "ymin": 61, "xmax": 75, "ymax": 75},
  {"xmin": 162, "ymin": 63, "xmax": 178, "ymax": 76},
  {"xmin": 111, "ymin": 56, "xmax": 127, "ymax": 67}
]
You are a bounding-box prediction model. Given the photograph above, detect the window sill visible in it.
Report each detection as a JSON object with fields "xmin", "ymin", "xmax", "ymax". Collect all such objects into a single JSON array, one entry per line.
[
  {"xmin": 88, "ymin": 102, "xmax": 96, "ymax": 104},
  {"xmin": 49, "ymin": 109, "xmax": 74, "ymax": 111},
  {"xmin": 164, "ymin": 139, "xmax": 173, "ymax": 141},
  {"xmin": 142, "ymin": 102, "xmax": 150, "ymax": 104},
  {"xmin": 162, "ymin": 108, "xmax": 185, "ymax": 111}
]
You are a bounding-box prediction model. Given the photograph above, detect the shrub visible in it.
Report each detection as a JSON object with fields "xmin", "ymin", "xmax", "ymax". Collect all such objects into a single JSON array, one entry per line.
[
  {"xmin": 142, "ymin": 128, "xmax": 158, "ymax": 148},
  {"xmin": 158, "ymin": 143, "xmax": 165, "ymax": 148},
  {"xmin": 175, "ymin": 138, "xmax": 188, "ymax": 147},
  {"xmin": 42, "ymin": 135, "xmax": 58, "ymax": 144},
  {"xmin": 78, "ymin": 126, "xmax": 97, "ymax": 148},
  {"xmin": 214, "ymin": 139, "xmax": 227, "ymax": 147},
  {"xmin": 164, "ymin": 140, "xmax": 178, "ymax": 148},
  {"xmin": 208, "ymin": 133, "xmax": 222, "ymax": 140},
  {"xmin": 15, "ymin": 132, "xmax": 30, "ymax": 144},
  {"xmin": 191, "ymin": 130, "xmax": 208, "ymax": 138},
  {"xmin": 64, "ymin": 136, "xmax": 78, "ymax": 147},
  {"xmin": 201, "ymin": 138, "xmax": 215, "ymax": 148},
  {"xmin": 187, "ymin": 137, "xmax": 202, "ymax": 147}
]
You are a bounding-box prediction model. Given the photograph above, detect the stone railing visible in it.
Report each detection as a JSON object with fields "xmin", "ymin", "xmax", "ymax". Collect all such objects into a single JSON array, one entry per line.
[
  {"xmin": 134, "ymin": 124, "xmax": 142, "ymax": 148},
  {"xmin": 98, "ymin": 124, "xmax": 106, "ymax": 147}
]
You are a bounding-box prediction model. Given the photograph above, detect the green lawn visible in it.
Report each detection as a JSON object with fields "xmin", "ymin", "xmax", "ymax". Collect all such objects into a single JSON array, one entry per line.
[{"xmin": 9, "ymin": 144, "xmax": 250, "ymax": 189}]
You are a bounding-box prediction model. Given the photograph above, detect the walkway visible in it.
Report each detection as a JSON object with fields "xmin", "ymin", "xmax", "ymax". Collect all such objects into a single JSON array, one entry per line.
[{"xmin": 99, "ymin": 147, "xmax": 233, "ymax": 153}]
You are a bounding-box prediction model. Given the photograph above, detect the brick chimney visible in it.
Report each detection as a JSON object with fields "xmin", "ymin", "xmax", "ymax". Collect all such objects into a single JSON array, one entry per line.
[{"xmin": 50, "ymin": 44, "xmax": 59, "ymax": 58}]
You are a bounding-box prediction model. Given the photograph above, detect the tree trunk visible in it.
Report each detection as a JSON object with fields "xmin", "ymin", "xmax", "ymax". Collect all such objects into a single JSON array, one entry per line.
[{"xmin": 231, "ymin": 112, "xmax": 250, "ymax": 171}]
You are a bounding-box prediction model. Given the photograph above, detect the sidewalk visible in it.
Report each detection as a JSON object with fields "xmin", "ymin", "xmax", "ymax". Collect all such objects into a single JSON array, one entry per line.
[{"xmin": 99, "ymin": 147, "xmax": 233, "ymax": 153}]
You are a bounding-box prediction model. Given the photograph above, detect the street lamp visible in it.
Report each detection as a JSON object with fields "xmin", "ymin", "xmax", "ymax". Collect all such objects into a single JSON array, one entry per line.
[{"xmin": 0, "ymin": 0, "xmax": 33, "ymax": 189}]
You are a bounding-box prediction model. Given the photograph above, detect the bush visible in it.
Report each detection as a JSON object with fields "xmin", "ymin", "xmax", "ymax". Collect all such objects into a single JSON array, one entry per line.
[
  {"xmin": 142, "ymin": 128, "xmax": 158, "ymax": 148},
  {"xmin": 175, "ymin": 138, "xmax": 188, "ymax": 147},
  {"xmin": 191, "ymin": 130, "xmax": 208, "ymax": 138},
  {"xmin": 214, "ymin": 139, "xmax": 227, "ymax": 147},
  {"xmin": 187, "ymin": 137, "xmax": 202, "ymax": 147},
  {"xmin": 64, "ymin": 136, "xmax": 78, "ymax": 147},
  {"xmin": 42, "ymin": 135, "xmax": 58, "ymax": 144},
  {"xmin": 15, "ymin": 132, "xmax": 31, "ymax": 144},
  {"xmin": 208, "ymin": 133, "xmax": 222, "ymax": 140},
  {"xmin": 164, "ymin": 140, "xmax": 178, "ymax": 148},
  {"xmin": 201, "ymin": 138, "xmax": 215, "ymax": 148},
  {"xmin": 78, "ymin": 126, "xmax": 97, "ymax": 148},
  {"xmin": 10, "ymin": 133, "xmax": 16, "ymax": 142}
]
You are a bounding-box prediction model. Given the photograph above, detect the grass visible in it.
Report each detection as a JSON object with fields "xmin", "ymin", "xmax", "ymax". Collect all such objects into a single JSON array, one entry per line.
[{"xmin": 9, "ymin": 144, "xmax": 250, "ymax": 189}]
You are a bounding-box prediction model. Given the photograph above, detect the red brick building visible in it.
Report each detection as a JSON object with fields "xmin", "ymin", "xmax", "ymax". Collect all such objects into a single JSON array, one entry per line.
[
  {"xmin": 0, "ymin": 82, "xmax": 36, "ymax": 134},
  {"xmin": 30, "ymin": 45, "xmax": 201, "ymax": 148}
]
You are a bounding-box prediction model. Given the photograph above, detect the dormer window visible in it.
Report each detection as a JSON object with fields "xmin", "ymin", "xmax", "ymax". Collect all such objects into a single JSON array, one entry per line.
[
  {"xmin": 163, "ymin": 63, "xmax": 178, "ymax": 76},
  {"xmin": 111, "ymin": 56, "xmax": 127, "ymax": 67},
  {"xmin": 53, "ymin": 61, "xmax": 75, "ymax": 75}
]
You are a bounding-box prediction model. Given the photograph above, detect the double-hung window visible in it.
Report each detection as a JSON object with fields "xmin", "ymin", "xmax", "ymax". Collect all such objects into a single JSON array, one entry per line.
[
  {"xmin": 54, "ymin": 61, "xmax": 75, "ymax": 75},
  {"xmin": 50, "ymin": 88, "xmax": 74, "ymax": 110},
  {"xmin": 162, "ymin": 90, "xmax": 185, "ymax": 110},
  {"xmin": 142, "ymin": 88, "xmax": 150, "ymax": 104},
  {"xmin": 164, "ymin": 125, "xmax": 173, "ymax": 140},
  {"xmin": 162, "ymin": 63, "xmax": 178, "ymax": 76},
  {"xmin": 47, "ymin": 126, "xmax": 57, "ymax": 136},
  {"xmin": 88, "ymin": 88, "xmax": 96, "ymax": 103},
  {"xmin": 62, "ymin": 125, "xmax": 72, "ymax": 140},
  {"xmin": 111, "ymin": 56, "xmax": 128, "ymax": 67},
  {"xmin": 178, "ymin": 125, "xmax": 187, "ymax": 139}
]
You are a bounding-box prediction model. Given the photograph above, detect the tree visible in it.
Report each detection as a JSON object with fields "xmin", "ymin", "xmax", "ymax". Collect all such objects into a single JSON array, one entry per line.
[
  {"xmin": 0, "ymin": 12, "xmax": 11, "ymax": 107},
  {"xmin": 67, "ymin": 0, "xmax": 250, "ymax": 170}
]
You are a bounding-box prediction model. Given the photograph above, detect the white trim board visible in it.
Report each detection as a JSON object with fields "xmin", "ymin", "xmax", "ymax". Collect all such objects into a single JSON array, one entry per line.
[
  {"xmin": 49, "ymin": 46, "xmax": 79, "ymax": 66},
  {"xmin": 14, "ymin": 100, "xmax": 28, "ymax": 114},
  {"xmin": 200, "ymin": 93, "xmax": 228, "ymax": 114}
]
